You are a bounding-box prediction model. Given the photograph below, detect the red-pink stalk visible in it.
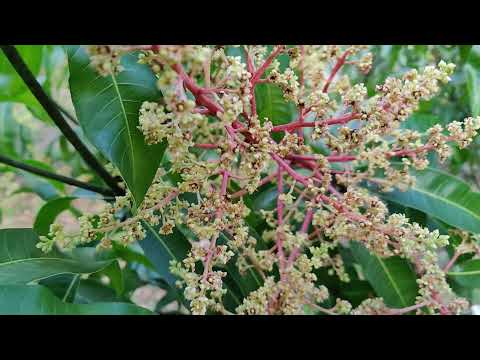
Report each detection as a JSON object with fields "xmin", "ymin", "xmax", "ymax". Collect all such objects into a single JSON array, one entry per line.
[
  {"xmin": 287, "ymin": 208, "xmax": 314, "ymax": 267},
  {"xmin": 220, "ymin": 170, "xmax": 230, "ymax": 197},
  {"xmin": 271, "ymin": 113, "xmax": 358, "ymax": 132},
  {"xmin": 276, "ymin": 166, "xmax": 287, "ymax": 279},
  {"xmin": 326, "ymin": 155, "xmax": 357, "ymax": 162},
  {"xmin": 387, "ymin": 301, "xmax": 428, "ymax": 315},
  {"xmin": 270, "ymin": 153, "xmax": 309, "ymax": 186},
  {"xmin": 230, "ymin": 171, "xmax": 279, "ymax": 199},
  {"xmin": 194, "ymin": 143, "xmax": 219, "ymax": 149},
  {"xmin": 203, "ymin": 170, "xmax": 230, "ymax": 282},
  {"xmin": 251, "ymin": 45, "xmax": 284, "ymax": 84},
  {"xmin": 322, "ymin": 50, "xmax": 350, "ymax": 93},
  {"xmin": 443, "ymin": 251, "xmax": 461, "ymax": 273}
]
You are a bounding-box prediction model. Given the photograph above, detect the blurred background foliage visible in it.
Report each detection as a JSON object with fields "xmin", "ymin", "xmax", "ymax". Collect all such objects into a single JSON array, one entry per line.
[{"xmin": 1, "ymin": 45, "xmax": 480, "ymax": 313}]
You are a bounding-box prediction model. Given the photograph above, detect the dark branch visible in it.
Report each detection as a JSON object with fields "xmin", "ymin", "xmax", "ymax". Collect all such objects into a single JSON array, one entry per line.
[
  {"xmin": 0, "ymin": 153, "xmax": 116, "ymax": 197},
  {"xmin": 54, "ymin": 100, "xmax": 79, "ymax": 125},
  {"xmin": 0, "ymin": 45, "xmax": 124, "ymax": 196}
]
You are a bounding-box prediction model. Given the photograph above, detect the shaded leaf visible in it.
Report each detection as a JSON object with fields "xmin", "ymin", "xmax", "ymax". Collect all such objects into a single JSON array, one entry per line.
[
  {"xmin": 350, "ymin": 242, "xmax": 418, "ymax": 308},
  {"xmin": 33, "ymin": 197, "xmax": 75, "ymax": 236},
  {"xmin": 0, "ymin": 285, "xmax": 151, "ymax": 314},
  {"xmin": 465, "ymin": 63, "xmax": 480, "ymax": 117},
  {"xmin": 39, "ymin": 273, "xmax": 80, "ymax": 303},
  {"xmin": 376, "ymin": 166, "xmax": 480, "ymax": 234},
  {"xmin": 0, "ymin": 228, "xmax": 114, "ymax": 284},
  {"xmin": 138, "ymin": 222, "xmax": 190, "ymax": 287},
  {"xmin": 102, "ymin": 260, "xmax": 125, "ymax": 297},
  {"xmin": 448, "ymin": 259, "xmax": 480, "ymax": 288},
  {"xmin": 0, "ymin": 45, "xmax": 43, "ymax": 99},
  {"xmin": 255, "ymin": 83, "xmax": 297, "ymax": 141},
  {"xmin": 66, "ymin": 45, "xmax": 166, "ymax": 206}
]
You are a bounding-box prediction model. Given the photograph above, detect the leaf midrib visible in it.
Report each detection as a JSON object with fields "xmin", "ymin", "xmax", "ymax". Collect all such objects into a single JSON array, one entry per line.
[
  {"xmin": 0, "ymin": 257, "xmax": 111, "ymax": 268},
  {"xmin": 448, "ymin": 270, "xmax": 480, "ymax": 276},
  {"xmin": 372, "ymin": 255, "xmax": 408, "ymax": 307},
  {"xmin": 143, "ymin": 222, "xmax": 176, "ymax": 260},
  {"xmin": 392, "ymin": 183, "xmax": 480, "ymax": 225},
  {"xmin": 110, "ymin": 74, "xmax": 136, "ymax": 196}
]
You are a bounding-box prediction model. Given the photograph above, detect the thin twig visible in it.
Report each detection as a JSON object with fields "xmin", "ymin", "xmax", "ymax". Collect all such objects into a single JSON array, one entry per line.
[
  {"xmin": 54, "ymin": 100, "xmax": 79, "ymax": 125},
  {"xmin": 0, "ymin": 153, "xmax": 115, "ymax": 197},
  {"xmin": 0, "ymin": 45, "xmax": 124, "ymax": 196}
]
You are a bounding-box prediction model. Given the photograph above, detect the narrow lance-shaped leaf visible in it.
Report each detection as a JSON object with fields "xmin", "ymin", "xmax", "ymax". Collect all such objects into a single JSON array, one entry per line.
[
  {"xmin": 255, "ymin": 82, "xmax": 297, "ymax": 142},
  {"xmin": 138, "ymin": 222, "xmax": 190, "ymax": 288},
  {"xmin": 33, "ymin": 197, "xmax": 75, "ymax": 236},
  {"xmin": 39, "ymin": 273, "xmax": 80, "ymax": 303},
  {"xmin": 0, "ymin": 45, "xmax": 43, "ymax": 99},
  {"xmin": 448, "ymin": 259, "xmax": 480, "ymax": 288},
  {"xmin": 0, "ymin": 228, "xmax": 114, "ymax": 285},
  {"xmin": 465, "ymin": 63, "xmax": 480, "ymax": 117},
  {"xmin": 350, "ymin": 242, "xmax": 418, "ymax": 308},
  {"xmin": 66, "ymin": 45, "xmax": 166, "ymax": 206},
  {"xmin": 375, "ymin": 166, "xmax": 480, "ymax": 234},
  {"xmin": 0, "ymin": 285, "xmax": 151, "ymax": 315}
]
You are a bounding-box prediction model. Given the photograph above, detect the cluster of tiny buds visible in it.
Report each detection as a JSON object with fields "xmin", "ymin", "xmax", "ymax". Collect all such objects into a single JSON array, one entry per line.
[{"xmin": 38, "ymin": 45, "xmax": 480, "ymax": 315}]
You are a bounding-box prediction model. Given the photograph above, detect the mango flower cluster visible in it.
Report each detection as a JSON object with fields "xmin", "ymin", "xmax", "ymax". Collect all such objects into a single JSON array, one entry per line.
[{"xmin": 39, "ymin": 45, "xmax": 480, "ymax": 315}]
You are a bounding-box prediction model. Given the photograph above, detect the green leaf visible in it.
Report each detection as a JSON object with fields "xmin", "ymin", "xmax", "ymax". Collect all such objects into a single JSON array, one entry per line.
[
  {"xmin": 251, "ymin": 185, "xmax": 278, "ymax": 212},
  {"xmin": 112, "ymin": 242, "xmax": 155, "ymax": 270},
  {"xmin": 66, "ymin": 45, "xmax": 166, "ymax": 206},
  {"xmin": 102, "ymin": 260, "xmax": 125, "ymax": 297},
  {"xmin": 338, "ymin": 279, "xmax": 375, "ymax": 308},
  {"xmin": 0, "ymin": 285, "xmax": 151, "ymax": 314},
  {"xmin": 39, "ymin": 273, "xmax": 80, "ymax": 303},
  {"xmin": 0, "ymin": 46, "xmax": 52, "ymax": 123},
  {"xmin": 459, "ymin": 45, "xmax": 473, "ymax": 64},
  {"xmin": 401, "ymin": 113, "xmax": 442, "ymax": 133},
  {"xmin": 42, "ymin": 45, "xmax": 68, "ymax": 96},
  {"xmin": 33, "ymin": 197, "xmax": 75, "ymax": 236},
  {"xmin": 255, "ymin": 82, "xmax": 297, "ymax": 133},
  {"xmin": 465, "ymin": 63, "xmax": 480, "ymax": 117},
  {"xmin": 350, "ymin": 242, "xmax": 418, "ymax": 308},
  {"xmin": 219, "ymin": 233, "xmax": 263, "ymax": 297},
  {"xmin": 138, "ymin": 222, "xmax": 190, "ymax": 287},
  {"xmin": 0, "ymin": 46, "xmax": 43, "ymax": 99},
  {"xmin": 448, "ymin": 259, "xmax": 480, "ymax": 288},
  {"xmin": 0, "ymin": 228, "xmax": 114, "ymax": 284},
  {"xmin": 74, "ymin": 278, "xmax": 119, "ymax": 304},
  {"xmin": 0, "ymin": 103, "xmax": 33, "ymax": 158},
  {"xmin": 376, "ymin": 166, "xmax": 480, "ymax": 234}
]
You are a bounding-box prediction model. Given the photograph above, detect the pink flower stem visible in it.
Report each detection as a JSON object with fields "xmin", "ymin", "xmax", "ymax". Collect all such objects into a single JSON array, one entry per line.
[
  {"xmin": 194, "ymin": 143, "xmax": 219, "ymax": 149},
  {"xmin": 243, "ymin": 47, "xmax": 258, "ymax": 117},
  {"xmin": 287, "ymin": 208, "xmax": 314, "ymax": 267},
  {"xmin": 251, "ymin": 45, "xmax": 285, "ymax": 84},
  {"xmin": 322, "ymin": 49, "xmax": 351, "ymax": 93},
  {"xmin": 276, "ymin": 166, "xmax": 287, "ymax": 279},
  {"xmin": 220, "ymin": 170, "xmax": 230, "ymax": 197},
  {"xmin": 297, "ymin": 109, "xmax": 305, "ymax": 139},
  {"xmin": 171, "ymin": 63, "xmax": 223, "ymax": 115},
  {"xmin": 326, "ymin": 155, "xmax": 357, "ymax": 162},
  {"xmin": 203, "ymin": 171, "xmax": 230, "ymax": 282},
  {"xmin": 244, "ymin": 46, "xmax": 255, "ymax": 74},
  {"xmin": 271, "ymin": 113, "xmax": 359, "ymax": 132},
  {"xmin": 287, "ymin": 154, "xmax": 323, "ymax": 162},
  {"xmin": 328, "ymin": 185, "xmax": 343, "ymax": 198},
  {"xmin": 387, "ymin": 301, "xmax": 428, "ymax": 315},
  {"xmin": 270, "ymin": 153, "xmax": 309, "ymax": 186},
  {"xmin": 230, "ymin": 171, "xmax": 279, "ymax": 199},
  {"xmin": 443, "ymin": 251, "xmax": 461, "ymax": 273},
  {"xmin": 193, "ymin": 107, "xmax": 210, "ymax": 114}
]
